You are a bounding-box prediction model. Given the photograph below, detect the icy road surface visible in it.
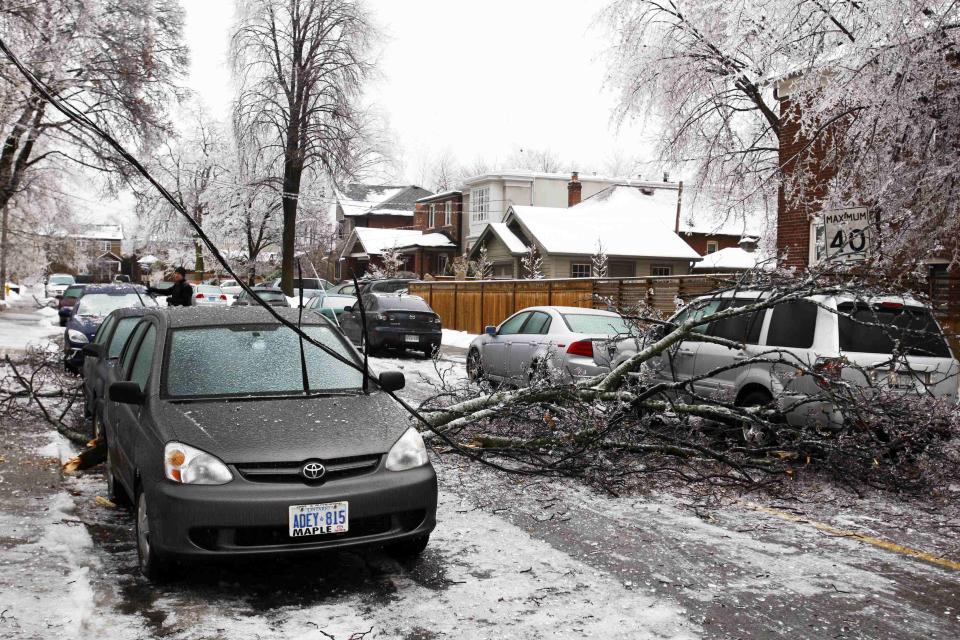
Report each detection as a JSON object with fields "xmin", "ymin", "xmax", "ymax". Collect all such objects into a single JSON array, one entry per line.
[{"xmin": 1, "ymin": 344, "xmax": 958, "ymax": 638}]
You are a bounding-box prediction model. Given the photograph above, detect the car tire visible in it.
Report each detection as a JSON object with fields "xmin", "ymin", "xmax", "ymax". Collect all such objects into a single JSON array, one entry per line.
[
  {"xmin": 105, "ymin": 446, "xmax": 131, "ymax": 508},
  {"xmin": 135, "ymin": 488, "xmax": 169, "ymax": 581},
  {"xmin": 737, "ymin": 389, "xmax": 775, "ymax": 447},
  {"xmin": 387, "ymin": 534, "xmax": 430, "ymax": 559},
  {"xmin": 466, "ymin": 349, "xmax": 483, "ymax": 381},
  {"xmin": 59, "ymin": 317, "xmax": 67, "ymax": 327}
]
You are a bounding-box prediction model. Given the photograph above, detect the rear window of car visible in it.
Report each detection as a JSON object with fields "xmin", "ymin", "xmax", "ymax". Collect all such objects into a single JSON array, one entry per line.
[
  {"xmin": 242, "ymin": 290, "xmax": 286, "ymax": 302},
  {"xmin": 165, "ymin": 325, "xmax": 362, "ymax": 397},
  {"xmin": 63, "ymin": 286, "xmax": 84, "ymax": 298},
  {"xmin": 765, "ymin": 300, "xmax": 818, "ymax": 349},
  {"xmin": 377, "ymin": 296, "xmax": 431, "ymax": 311},
  {"xmin": 837, "ymin": 303, "xmax": 950, "ymax": 357},
  {"xmin": 370, "ymin": 281, "xmax": 411, "ymax": 293},
  {"xmin": 561, "ymin": 313, "xmax": 629, "ymax": 335},
  {"xmin": 196, "ymin": 285, "xmax": 222, "ymax": 294}
]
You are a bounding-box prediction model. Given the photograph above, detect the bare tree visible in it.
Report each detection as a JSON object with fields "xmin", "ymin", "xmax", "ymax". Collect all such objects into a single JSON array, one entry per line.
[
  {"xmin": 0, "ymin": 0, "xmax": 187, "ymax": 297},
  {"xmin": 505, "ymin": 147, "xmax": 565, "ymax": 173},
  {"xmin": 231, "ymin": 0, "xmax": 379, "ymax": 295},
  {"xmin": 602, "ymin": 0, "xmax": 960, "ymax": 272},
  {"xmin": 134, "ymin": 109, "xmax": 231, "ymax": 275}
]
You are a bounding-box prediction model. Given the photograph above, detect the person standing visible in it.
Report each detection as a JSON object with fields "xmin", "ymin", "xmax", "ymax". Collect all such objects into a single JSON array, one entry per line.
[{"xmin": 148, "ymin": 266, "xmax": 193, "ymax": 307}]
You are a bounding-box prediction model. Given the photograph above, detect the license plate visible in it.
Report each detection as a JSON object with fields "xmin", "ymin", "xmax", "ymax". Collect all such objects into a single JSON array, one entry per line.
[
  {"xmin": 404, "ymin": 334, "xmax": 419, "ymax": 343},
  {"xmin": 288, "ymin": 501, "xmax": 348, "ymax": 537}
]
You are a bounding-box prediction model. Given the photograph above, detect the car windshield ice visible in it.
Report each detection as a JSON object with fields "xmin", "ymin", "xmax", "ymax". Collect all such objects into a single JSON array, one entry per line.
[
  {"xmin": 165, "ymin": 324, "xmax": 363, "ymax": 397},
  {"xmin": 561, "ymin": 313, "xmax": 629, "ymax": 335},
  {"xmin": 837, "ymin": 303, "xmax": 950, "ymax": 358},
  {"xmin": 49, "ymin": 275, "xmax": 74, "ymax": 285},
  {"xmin": 74, "ymin": 293, "xmax": 145, "ymax": 317}
]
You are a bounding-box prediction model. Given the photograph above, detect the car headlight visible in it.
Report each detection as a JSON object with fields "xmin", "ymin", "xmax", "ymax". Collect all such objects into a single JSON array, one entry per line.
[
  {"xmin": 164, "ymin": 441, "xmax": 233, "ymax": 485},
  {"xmin": 385, "ymin": 427, "xmax": 429, "ymax": 471},
  {"xmin": 67, "ymin": 329, "xmax": 88, "ymax": 344}
]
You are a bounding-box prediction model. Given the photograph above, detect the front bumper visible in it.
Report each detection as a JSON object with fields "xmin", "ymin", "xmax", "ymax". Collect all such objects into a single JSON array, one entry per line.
[
  {"xmin": 369, "ymin": 327, "xmax": 441, "ymax": 350},
  {"xmin": 147, "ymin": 462, "xmax": 438, "ymax": 558}
]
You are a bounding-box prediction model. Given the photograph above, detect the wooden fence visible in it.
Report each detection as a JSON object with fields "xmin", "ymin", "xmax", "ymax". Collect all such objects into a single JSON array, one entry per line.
[{"xmin": 409, "ymin": 275, "xmax": 727, "ymax": 335}]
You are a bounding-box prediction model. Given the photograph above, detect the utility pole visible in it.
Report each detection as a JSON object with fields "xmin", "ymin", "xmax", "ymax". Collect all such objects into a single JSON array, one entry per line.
[{"xmin": 0, "ymin": 203, "xmax": 8, "ymax": 301}]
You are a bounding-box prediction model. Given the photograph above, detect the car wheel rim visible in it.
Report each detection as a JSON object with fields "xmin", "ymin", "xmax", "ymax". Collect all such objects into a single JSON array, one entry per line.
[
  {"xmin": 468, "ymin": 352, "xmax": 481, "ymax": 379},
  {"xmin": 137, "ymin": 493, "xmax": 151, "ymax": 566}
]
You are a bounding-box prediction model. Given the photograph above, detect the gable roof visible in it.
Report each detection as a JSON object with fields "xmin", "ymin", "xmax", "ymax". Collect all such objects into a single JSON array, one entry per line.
[
  {"xmin": 504, "ymin": 186, "xmax": 701, "ymax": 260},
  {"xmin": 581, "ymin": 185, "xmax": 762, "ymax": 237},
  {"xmin": 72, "ymin": 224, "xmax": 123, "ymax": 241},
  {"xmin": 336, "ymin": 184, "xmax": 433, "ymax": 217}
]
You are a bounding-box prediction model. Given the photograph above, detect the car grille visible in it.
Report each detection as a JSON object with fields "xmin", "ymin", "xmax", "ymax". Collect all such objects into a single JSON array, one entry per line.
[
  {"xmin": 234, "ymin": 454, "xmax": 381, "ymax": 484},
  {"xmin": 188, "ymin": 510, "xmax": 426, "ymax": 550}
]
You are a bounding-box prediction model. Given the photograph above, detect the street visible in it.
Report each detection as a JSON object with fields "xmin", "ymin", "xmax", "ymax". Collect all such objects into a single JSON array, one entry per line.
[{"xmin": 0, "ymin": 304, "xmax": 958, "ymax": 639}]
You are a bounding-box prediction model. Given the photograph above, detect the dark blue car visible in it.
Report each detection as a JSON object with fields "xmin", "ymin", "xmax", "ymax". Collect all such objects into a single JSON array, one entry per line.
[{"xmin": 64, "ymin": 284, "xmax": 156, "ymax": 373}]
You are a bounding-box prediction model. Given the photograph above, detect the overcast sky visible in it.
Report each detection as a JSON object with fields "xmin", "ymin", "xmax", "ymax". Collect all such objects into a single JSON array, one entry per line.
[{"xmin": 182, "ymin": 0, "xmax": 653, "ymax": 183}]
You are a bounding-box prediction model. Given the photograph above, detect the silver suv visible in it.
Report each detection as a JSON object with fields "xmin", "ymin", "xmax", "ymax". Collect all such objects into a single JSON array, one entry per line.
[{"xmin": 642, "ymin": 290, "xmax": 959, "ymax": 430}]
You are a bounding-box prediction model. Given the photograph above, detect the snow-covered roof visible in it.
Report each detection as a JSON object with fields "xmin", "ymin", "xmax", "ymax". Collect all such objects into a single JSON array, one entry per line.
[
  {"xmin": 461, "ymin": 170, "xmax": 669, "ymax": 188},
  {"xmin": 394, "ymin": 232, "xmax": 457, "ymax": 250},
  {"xmin": 415, "ymin": 190, "xmax": 462, "ymax": 203},
  {"xmin": 506, "ymin": 186, "xmax": 701, "ymax": 260},
  {"xmin": 72, "ymin": 224, "xmax": 123, "ymax": 240},
  {"xmin": 486, "ymin": 222, "xmax": 527, "ymax": 254},
  {"xmin": 336, "ymin": 184, "xmax": 433, "ymax": 217},
  {"xmin": 137, "ymin": 254, "xmax": 159, "ymax": 264},
  {"xmin": 342, "ymin": 227, "xmax": 448, "ymax": 258},
  {"xmin": 693, "ymin": 247, "xmax": 767, "ymax": 271}
]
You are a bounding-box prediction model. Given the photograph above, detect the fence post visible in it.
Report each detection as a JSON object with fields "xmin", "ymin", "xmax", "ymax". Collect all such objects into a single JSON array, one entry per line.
[
  {"xmin": 453, "ymin": 282, "xmax": 459, "ymax": 331},
  {"xmin": 479, "ymin": 281, "xmax": 485, "ymax": 334}
]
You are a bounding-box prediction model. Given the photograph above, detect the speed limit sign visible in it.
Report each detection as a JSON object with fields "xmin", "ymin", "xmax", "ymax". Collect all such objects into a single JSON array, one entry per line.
[{"xmin": 822, "ymin": 208, "xmax": 872, "ymax": 262}]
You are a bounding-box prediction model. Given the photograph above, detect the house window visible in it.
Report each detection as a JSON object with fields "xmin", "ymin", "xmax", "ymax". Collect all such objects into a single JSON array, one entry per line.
[
  {"xmin": 570, "ymin": 263, "xmax": 591, "ymax": 278},
  {"xmin": 444, "ymin": 201, "xmax": 452, "ymax": 226},
  {"xmin": 100, "ymin": 240, "xmax": 111, "ymax": 253},
  {"xmin": 437, "ymin": 254, "xmax": 449, "ymax": 275},
  {"xmin": 471, "ymin": 187, "xmax": 489, "ymax": 223},
  {"xmin": 651, "ymin": 265, "xmax": 673, "ymax": 276},
  {"xmin": 428, "ymin": 204, "xmax": 436, "ymax": 228},
  {"xmin": 492, "ymin": 262, "xmax": 514, "ymax": 279},
  {"xmin": 608, "ymin": 260, "xmax": 636, "ymax": 278},
  {"xmin": 809, "ymin": 219, "xmax": 826, "ymax": 264},
  {"xmin": 706, "ymin": 240, "xmax": 719, "ymax": 254}
]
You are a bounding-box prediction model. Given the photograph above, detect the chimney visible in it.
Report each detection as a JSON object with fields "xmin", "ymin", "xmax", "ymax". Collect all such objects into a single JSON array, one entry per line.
[
  {"xmin": 663, "ymin": 171, "xmax": 670, "ymax": 182},
  {"xmin": 567, "ymin": 171, "xmax": 582, "ymax": 207}
]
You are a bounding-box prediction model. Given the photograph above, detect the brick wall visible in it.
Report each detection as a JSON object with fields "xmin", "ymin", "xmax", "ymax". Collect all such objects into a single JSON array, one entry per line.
[
  {"xmin": 777, "ymin": 95, "xmax": 841, "ymax": 270},
  {"xmin": 412, "ymin": 192, "xmax": 463, "ymax": 251}
]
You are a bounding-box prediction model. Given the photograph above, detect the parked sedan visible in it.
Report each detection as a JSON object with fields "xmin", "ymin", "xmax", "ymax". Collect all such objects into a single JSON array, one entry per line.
[
  {"xmin": 218, "ymin": 279, "xmax": 243, "ymax": 298},
  {"xmin": 193, "ymin": 284, "xmax": 231, "ymax": 306},
  {"xmin": 102, "ymin": 307, "xmax": 436, "ymax": 579},
  {"xmin": 57, "ymin": 284, "xmax": 86, "ymax": 326},
  {"xmin": 80, "ymin": 307, "xmax": 149, "ymax": 430},
  {"xmin": 304, "ymin": 293, "xmax": 357, "ymax": 324},
  {"xmin": 339, "ymin": 294, "xmax": 441, "ymax": 357},
  {"xmin": 64, "ymin": 285, "xmax": 156, "ymax": 373},
  {"xmin": 466, "ymin": 306, "xmax": 630, "ymax": 385},
  {"xmin": 232, "ymin": 287, "xmax": 291, "ymax": 307},
  {"xmin": 270, "ymin": 277, "xmax": 332, "ymax": 300}
]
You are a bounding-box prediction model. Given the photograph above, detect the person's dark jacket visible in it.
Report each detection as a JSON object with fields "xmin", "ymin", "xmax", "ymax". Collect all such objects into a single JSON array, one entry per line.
[{"xmin": 148, "ymin": 280, "xmax": 193, "ymax": 307}]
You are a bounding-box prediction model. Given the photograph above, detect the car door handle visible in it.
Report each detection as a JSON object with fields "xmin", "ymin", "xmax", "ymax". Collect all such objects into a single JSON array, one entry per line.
[{"xmin": 677, "ymin": 349, "xmax": 695, "ymax": 356}]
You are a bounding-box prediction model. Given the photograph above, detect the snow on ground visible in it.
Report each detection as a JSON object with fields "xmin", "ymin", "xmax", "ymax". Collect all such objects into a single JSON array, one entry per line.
[
  {"xmin": 441, "ymin": 328, "xmax": 478, "ymax": 349},
  {"xmin": 0, "ymin": 301, "xmax": 60, "ymax": 353}
]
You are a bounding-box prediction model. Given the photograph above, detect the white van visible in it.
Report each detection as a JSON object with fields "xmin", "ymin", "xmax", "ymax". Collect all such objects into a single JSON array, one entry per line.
[{"xmin": 641, "ymin": 290, "xmax": 959, "ymax": 435}]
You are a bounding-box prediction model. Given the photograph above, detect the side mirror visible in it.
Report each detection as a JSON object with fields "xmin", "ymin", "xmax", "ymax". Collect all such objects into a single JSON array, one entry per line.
[
  {"xmin": 484, "ymin": 325, "xmax": 497, "ymax": 336},
  {"xmin": 378, "ymin": 371, "xmax": 405, "ymax": 393},
  {"xmin": 343, "ymin": 305, "xmax": 353, "ymax": 313},
  {"xmin": 109, "ymin": 381, "xmax": 145, "ymax": 405},
  {"xmin": 82, "ymin": 343, "xmax": 105, "ymax": 358}
]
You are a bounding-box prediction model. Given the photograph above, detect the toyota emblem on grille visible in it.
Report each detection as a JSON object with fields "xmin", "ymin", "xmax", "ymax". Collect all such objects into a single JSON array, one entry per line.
[{"xmin": 301, "ymin": 461, "xmax": 326, "ymax": 480}]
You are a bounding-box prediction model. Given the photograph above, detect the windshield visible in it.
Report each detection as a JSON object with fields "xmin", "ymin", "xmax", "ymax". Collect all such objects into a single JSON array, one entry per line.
[
  {"xmin": 49, "ymin": 275, "xmax": 74, "ymax": 285},
  {"xmin": 838, "ymin": 303, "xmax": 951, "ymax": 358},
  {"xmin": 108, "ymin": 317, "xmax": 140, "ymax": 358},
  {"xmin": 562, "ymin": 313, "xmax": 629, "ymax": 335},
  {"xmin": 165, "ymin": 324, "xmax": 362, "ymax": 397},
  {"xmin": 74, "ymin": 293, "xmax": 145, "ymax": 317}
]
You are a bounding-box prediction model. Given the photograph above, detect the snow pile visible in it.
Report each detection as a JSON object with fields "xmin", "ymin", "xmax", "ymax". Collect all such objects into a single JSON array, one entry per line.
[
  {"xmin": 37, "ymin": 431, "xmax": 78, "ymax": 463},
  {"xmin": 441, "ymin": 328, "xmax": 478, "ymax": 349},
  {"xmin": 37, "ymin": 305, "xmax": 59, "ymax": 317}
]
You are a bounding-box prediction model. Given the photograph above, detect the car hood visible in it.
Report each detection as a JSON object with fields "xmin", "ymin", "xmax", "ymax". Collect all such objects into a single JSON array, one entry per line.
[
  {"xmin": 156, "ymin": 391, "xmax": 412, "ymax": 464},
  {"xmin": 68, "ymin": 314, "xmax": 102, "ymax": 337}
]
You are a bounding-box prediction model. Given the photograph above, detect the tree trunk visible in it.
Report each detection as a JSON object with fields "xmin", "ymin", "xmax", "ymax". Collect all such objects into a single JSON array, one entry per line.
[
  {"xmin": 0, "ymin": 204, "xmax": 8, "ymax": 302},
  {"xmin": 280, "ymin": 164, "xmax": 302, "ymax": 296}
]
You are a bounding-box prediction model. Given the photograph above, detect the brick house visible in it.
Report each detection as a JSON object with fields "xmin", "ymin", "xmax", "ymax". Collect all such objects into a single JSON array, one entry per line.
[
  {"xmin": 337, "ymin": 227, "xmax": 454, "ymax": 279},
  {"xmin": 331, "ymin": 184, "xmax": 433, "ymax": 279},
  {"xmin": 409, "ymin": 190, "xmax": 463, "ymax": 276}
]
